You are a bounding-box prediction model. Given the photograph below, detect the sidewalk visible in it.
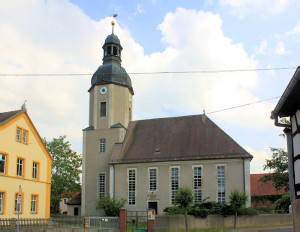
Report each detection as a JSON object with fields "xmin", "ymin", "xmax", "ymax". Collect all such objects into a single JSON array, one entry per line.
[{"xmin": 227, "ymin": 225, "xmax": 293, "ymax": 232}]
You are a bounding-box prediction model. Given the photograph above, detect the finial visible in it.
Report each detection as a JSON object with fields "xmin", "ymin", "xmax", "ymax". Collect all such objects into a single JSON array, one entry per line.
[
  {"xmin": 112, "ymin": 13, "xmax": 118, "ymax": 34},
  {"xmin": 203, "ymin": 108, "xmax": 206, "ymax": 115},
  {"xmin": 21, "ymin": 100, "xmax": 27, "ymax": 111}
]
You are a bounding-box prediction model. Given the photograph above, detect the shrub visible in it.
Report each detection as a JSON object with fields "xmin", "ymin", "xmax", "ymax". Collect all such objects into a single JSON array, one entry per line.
[
  {"xmin": 274, "ymin": 193, "xmax": 290, "ymax": 213},
  {"xmin": 96, "ymin": 195, "xmax": 126, "ymax": 216}
]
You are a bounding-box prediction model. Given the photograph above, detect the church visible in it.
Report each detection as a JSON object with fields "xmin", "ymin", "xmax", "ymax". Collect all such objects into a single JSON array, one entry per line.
[{"xmin": 81, "ymin": 21, "xmax": 252, "ymax": 216}]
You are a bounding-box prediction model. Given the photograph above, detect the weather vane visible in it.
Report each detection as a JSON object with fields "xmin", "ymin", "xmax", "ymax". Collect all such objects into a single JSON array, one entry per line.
[{"xmin": 112, "ymin": 12, "xmax": 118, "ymax": 34}]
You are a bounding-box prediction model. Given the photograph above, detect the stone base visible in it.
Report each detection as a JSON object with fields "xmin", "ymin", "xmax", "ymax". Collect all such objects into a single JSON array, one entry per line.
[{"xmin": 292, "ymin": 199, "xmax": 300, "ymax": 232}]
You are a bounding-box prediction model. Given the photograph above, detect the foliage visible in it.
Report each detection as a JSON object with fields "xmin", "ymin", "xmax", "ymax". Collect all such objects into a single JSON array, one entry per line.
[
  {"xmin": 259, "ymin": 147, "xmax": 289, "ymax": 191},
  {"xmin": 44, "ymin": 135, "xmax": 82, "ymax": 214},
  {"xmin": 175, "ymin": 187, "xmax": 194, "ymax": 209},
  {"xmin": 163, "ymin": 206, "xmax": 186, "ymax": 215},
  {"xmin": 229, "ymin": 189, "xmax": 248, "ymax": 228},
  {"xmin": 96, "ymin": 195, "xmax": 126, "ymax": 216},
  {"xmin": 174, "ymin": 187, "xmax": 194, "ymax": 232},
  {"xmin": 274, "ymin": 193, "xmax": 290, "ymax": 213},
  {"xmin": 250, "ymin": 206, "xmax": 274, "ymax": 214},
  {"xmin": 251, "ymin": 194, "xmax": 284, "ymax": 206}
]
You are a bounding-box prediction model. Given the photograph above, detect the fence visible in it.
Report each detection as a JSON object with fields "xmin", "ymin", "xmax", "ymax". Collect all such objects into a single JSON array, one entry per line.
[
  {"xmin": 127, "ymin": 211, "xmax": 147, "ymax": 231},
  {"xmin": 89, "ymin": 216, "xmax": 120, "ymax": 230},
  {"xmin": 0, "ymin": 218, "xmax": 51, "ymax": 231}
]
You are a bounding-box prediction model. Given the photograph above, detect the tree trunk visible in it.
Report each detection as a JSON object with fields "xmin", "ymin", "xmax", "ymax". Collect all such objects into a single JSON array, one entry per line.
[
  {"xmin": 185, "ymin": 210, "xmax": 188, "ymax": 232},
  {"xmin": 234, "ymin": 211, "xmax": 237, "ymax": 229}
]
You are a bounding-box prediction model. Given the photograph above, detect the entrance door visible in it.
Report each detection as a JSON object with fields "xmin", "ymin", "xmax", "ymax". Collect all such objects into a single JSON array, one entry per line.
[
  {"xmin": 148, "ymin": 202, "xmax": 158, "ymax": 215},
  {"xmin": 74, "ymin": 207, "xmax": 79, "ymax": 216}
]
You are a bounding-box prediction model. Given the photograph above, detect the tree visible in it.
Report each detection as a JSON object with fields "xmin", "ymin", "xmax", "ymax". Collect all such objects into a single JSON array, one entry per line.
[
  {"xmin": 259, "ymin": 148, "xmax": 289, "ymax": 191},
  {"xmin": 96, "ymin": 195, "xmax": 126, "ymax": 216},
  {"xmin": 44, "ymin": 136, "xmax": 82, "ymax": 214},
  {"xmin": 174, "ymin": 187, "xmax": 194, "ymax": 232},
  {"xmin": 229, "ymin": 189, "xmax": 248, "ymax": 229},
  {"xmin": 274, "ymin": 193, "xmax": 290, "ymax": 213},
  {"xmin": 259, "ymin": 118, "xmax": 290, "ymax": 192}
]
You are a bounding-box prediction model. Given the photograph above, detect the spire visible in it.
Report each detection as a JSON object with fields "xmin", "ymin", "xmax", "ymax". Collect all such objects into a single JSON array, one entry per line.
[{"xmin": 112, "ymin": 13, "xmax": 118, "ymax": 34}]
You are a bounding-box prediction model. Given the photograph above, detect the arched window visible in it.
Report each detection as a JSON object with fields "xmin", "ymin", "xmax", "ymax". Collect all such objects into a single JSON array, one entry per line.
[
  {"xmin": 113, "ymin": 46, "xmax": 118, "ymax": 56},
  {"xmin": 107, "ymin": 46, "xmax": 111, "ymax": 55}
]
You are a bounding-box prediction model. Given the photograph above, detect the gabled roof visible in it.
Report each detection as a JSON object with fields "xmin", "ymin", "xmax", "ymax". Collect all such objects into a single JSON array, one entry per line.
[
  {"xmin": 67, "ymin": 192, "xmax": 81, "ymax": 205},
  {"xmin": 0, "ymin": 110, "xmax": 22, "ymax": 124},
  {"xmin": 110, "ymin": 114, "xmax": 252, "ymax": 164}
]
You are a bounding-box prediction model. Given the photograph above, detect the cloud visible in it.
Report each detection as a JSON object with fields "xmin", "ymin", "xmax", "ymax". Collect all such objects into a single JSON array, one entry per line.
[
  {"xmin": 0, "ymin": 2, "xmax": 275, "ymax": 156},
  {"xmin": 255, "ymin": 40, "xmax": 268, "ymax": 55},
  {"xmin": 287, "ymin": 21, "xmax": 300, "ymax": 36},
  {"xmin": 221, "ymin": 0, "xmax": 293, "ymax": 18},
  {"xmin": 244, "ymin": 146, "xmax": 272, "ymax": 174}
]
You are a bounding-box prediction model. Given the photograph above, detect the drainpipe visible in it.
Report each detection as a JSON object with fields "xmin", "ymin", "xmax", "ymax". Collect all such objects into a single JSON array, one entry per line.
[{"xmin": 270, "ymin": 111, "xmax": 291, "ymax": 128}]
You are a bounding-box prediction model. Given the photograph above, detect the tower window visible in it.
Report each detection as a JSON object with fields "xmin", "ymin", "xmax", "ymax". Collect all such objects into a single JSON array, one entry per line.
[
  {"xmin": 100, "ymin": 139, "xmax": 106, "ymax": 153},
  {"xmin": 107, "ymin": 46, "xmax": 111, "ymax": 55},
  {"xmin": 100, "ymin": 102, "xmax": 107, "ymax": 117},
  {"xmin": 113, "ymin": 46, "xmax": 118, "ymax": 56}
]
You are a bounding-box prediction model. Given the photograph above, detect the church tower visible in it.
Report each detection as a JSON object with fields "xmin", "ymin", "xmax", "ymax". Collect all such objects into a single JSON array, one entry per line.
[{"xmin": 82, "ymin": 21, "xmax": 134, "ymax": 216}]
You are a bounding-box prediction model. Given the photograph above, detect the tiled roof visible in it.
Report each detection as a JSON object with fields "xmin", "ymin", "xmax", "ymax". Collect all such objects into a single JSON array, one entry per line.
[
  {"xmin": 0, "ymin": 110, "xmax": 22, "ymax": 123},
  {"xmin": 67, "ymin": 192, "xmax": 81, "ymax": 205},
  {"xmin": 250, "ymin": 173, "xmax": 286, "ymax": 196},
  {"xmin": 110, "ymin": 114, "xmax": 252, "ymax": 164}
]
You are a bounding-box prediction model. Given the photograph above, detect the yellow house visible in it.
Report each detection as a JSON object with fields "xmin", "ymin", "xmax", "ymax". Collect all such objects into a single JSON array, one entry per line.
[{"xmin": 0, "ymin": 108, "xmax": 52, "ymax": 218}]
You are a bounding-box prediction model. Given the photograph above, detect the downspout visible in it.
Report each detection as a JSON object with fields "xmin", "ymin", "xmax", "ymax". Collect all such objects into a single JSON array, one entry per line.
[
  {"xmin": 271, "ymin": 111, "xmax": 291, "ymax": 128},
  {"xmin": 243, "ymin": 158, "xmax": 245, "ymax": 192}
]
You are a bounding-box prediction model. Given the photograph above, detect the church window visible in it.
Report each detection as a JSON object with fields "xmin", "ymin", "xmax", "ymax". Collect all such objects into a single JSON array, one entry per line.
[
  {"xmin": 128, "ymin": 169, "xmax": 136, "ymax": 205},
  {"xmin": 193, "ymin": 166, "xmax": 202, "ymax": 203},
  {"xmin": 149, "ymin": 168, "xmax": 157, "ymax": 191},
  {"xmin": 113, "ymin": 46, "xmax": 118, "ymax": 55},
  {"xmin": 107, "ymin": 46, "xmax": 111, "ymax": 55},
  {"xmin": 99, "ymin": 139, "xmax": 106, "ymax": 153},
  {"xmin": 170, "ymin": 167, "xmax": 179, "ymax": 205},
  {"xmin": 98, "ymin": 173, "xmax": 106, "ymax": 199},
  {"xmin": 217, "ymin": 165, "xmax": 226, "ymax": 203},
  {"xmin": 100, "ymin": 102, "xmax": 107, "ymax": 117}
]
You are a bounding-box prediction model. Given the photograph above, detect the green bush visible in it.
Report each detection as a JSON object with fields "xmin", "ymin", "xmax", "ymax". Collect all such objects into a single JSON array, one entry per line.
[
  {"xmin": 163, "ymin": 206, "xmax": 186, "ymax": 215},
  {"xmin": 96, "ymin": 195, "xmax": 126, "ymax": 216},
  {"xmin": 274, "ymin": 193, "xmax": 290, "ymax": 213}
]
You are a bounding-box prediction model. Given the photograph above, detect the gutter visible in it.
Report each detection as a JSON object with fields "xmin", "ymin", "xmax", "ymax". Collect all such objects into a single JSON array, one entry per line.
[{"xmin": 270, "ymin": 111, "xmax": 291, "ymax": 128}]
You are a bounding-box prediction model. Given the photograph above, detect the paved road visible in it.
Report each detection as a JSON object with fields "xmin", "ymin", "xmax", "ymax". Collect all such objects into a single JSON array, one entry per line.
[{"xmin": 227, "ymin": 226, "xmax": 293, "ymax": 232}]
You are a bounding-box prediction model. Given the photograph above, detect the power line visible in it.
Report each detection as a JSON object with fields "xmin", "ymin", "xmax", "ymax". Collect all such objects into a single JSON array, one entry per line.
[
  {"xmin": 0, "ymin": 66, "xmax": 297, "ymax": 77},
  {"xmin": 206, "ymin": 96, "xmax": 280, "ymax": 115}
]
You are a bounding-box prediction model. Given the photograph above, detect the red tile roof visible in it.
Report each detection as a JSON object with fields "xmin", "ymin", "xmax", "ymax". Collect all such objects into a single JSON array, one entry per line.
[{"xmin": 251, "ymin": 173, "xmax": 286, "ymax": 196}]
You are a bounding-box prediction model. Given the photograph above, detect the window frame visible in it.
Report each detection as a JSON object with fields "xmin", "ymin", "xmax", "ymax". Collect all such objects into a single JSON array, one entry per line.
[
  {"xmin": 100, "ymin": 102, "xmax": 107, "ymax": 117},
  {"xmin": 193, "ymin": 165, "xmax": 202, "ymax": 203},
  {"xmin": 0, "ymin": 153, "xmax": 8, "ymax": 175},
  {"xmin": 16, "ymin": 126, "xmax": 29, "ymax": 145},
  {"xmin": 170, "ymin": 166, "xmax": 180, "ymax": 205},
  {"xmin": 31, "ymin": 194, "xmax": 38, "ymax": 214},
  {"xmin": 148, "ymin": 167, "xmax": 158, "ymax": 192},
  {"xmin": 22, "ymin": 129, "xmax": 29, "ymax": 145},
  {"xmin": 98, "ymin": 173, "xmax": 106, "ymax": 199},
  {"xmin": 16, "ymin": 127, "xmax": 22, "ymax": 142},
  {"xmin": 32, "ymin": 161, "xmax": 40, "ymax": 180},
  {"xmin": 99, "ymin": 139, "xmax": 106, "ymax": 153},
  {"xmin": 217, "ymin": 165, "xmax": 226, "ymax": 203},
  {"xmin": 128, "ymin": 168, "xmax": 137, "ymax": 205},
  {"xmin": 0, "ymin": 191, "xmax": 6, "ymax": 214},
  {"xmin": 17, "ymin": 157, "xmax": 25, "ymax": 178}
]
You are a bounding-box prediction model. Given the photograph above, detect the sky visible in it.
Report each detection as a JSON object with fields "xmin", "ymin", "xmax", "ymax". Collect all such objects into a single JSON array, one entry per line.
[{"xmin": 1, "ymin": 0, "xmax": 299, "ymax": 174}]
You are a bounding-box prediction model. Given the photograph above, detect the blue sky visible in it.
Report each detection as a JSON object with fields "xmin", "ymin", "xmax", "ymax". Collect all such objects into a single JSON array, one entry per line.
[{"xmin": 1, "ymin": 0, "xmax": 299, "ymax": 173}]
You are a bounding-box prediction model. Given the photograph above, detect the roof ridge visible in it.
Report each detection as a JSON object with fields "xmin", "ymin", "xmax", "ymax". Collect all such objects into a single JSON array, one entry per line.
[{"xmin": 131, "ymin": 113, "xmax": 207, "ymax": 122}]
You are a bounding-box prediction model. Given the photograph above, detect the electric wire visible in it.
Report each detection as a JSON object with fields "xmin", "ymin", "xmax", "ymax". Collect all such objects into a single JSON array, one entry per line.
[{"xmin": 0, "ymin": 66, "xmax": 297, "ymax": 77}]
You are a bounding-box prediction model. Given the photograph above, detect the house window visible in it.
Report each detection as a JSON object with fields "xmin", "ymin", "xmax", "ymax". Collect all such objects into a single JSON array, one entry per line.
[
  {"xmin": 217, "ymin": 166, "xmax": 226, "ymax": 203},
  {"xmin": 100, "ymin": 102, "xmax": 107, "ymax": 117},
  {"xmin": 171, "ymin": 167, "xmax": 179, "ymax": 205},
  {"xmin": 99, "ymin": 139, "xmax": 106, "ymax": 153},
  {"xmin": 31, "ymin": 195, "xmax": 38, "ymax": 214},
  {"xmin": 63, "ymin": 198, "xmax": 68, "ymax": 205},
  {"xmin": 16, "ymin": 128, "xmax": 21, "ymax": 142},
  {"xmin": 99, "ymin": 173, "xmax": 106, "ymax": 199},
  {"xmin": 0, "ymin": 192, "xmax": 4, "ymax": 214},
  {"xmin": 0, "ymin": 154, "xmax": 6, "ymax": 174},
  {"xmin": 149, "ymin": 168, "xmax": 157, "ymax": 191},
  {"xmin": 23, "ymin": 130, "xmax": 28, "ymax": 144},
  {"xmin": 17, "ymin": 158, "xmax": 24, "ymax": 177},
  {"xmin": 32, "ymin": 162, "xmax": 38, "ymax": 179},
  {"xmin": 15, "ymin": 193, "xmax": 22, "ymax": 214},
  {"xmin": 193, "ymin": 167, "xmax": 202, "ymax": 203},
  {"xmin": 128, "ymin": 169, "xmax": 136, "ymax": 205}
]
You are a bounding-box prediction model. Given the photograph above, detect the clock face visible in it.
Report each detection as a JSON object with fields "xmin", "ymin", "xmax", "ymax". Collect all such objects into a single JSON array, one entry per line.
[{"xmin": 100, "ymin": 87, "xmax": 107, "ymax": 95}]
